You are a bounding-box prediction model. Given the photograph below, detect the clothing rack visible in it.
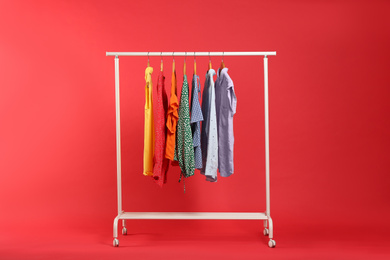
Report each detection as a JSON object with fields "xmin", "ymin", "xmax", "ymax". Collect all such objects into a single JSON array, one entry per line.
[{"xmin": 106, "ymin": 51, "xmax": 277, "ymax": 248}]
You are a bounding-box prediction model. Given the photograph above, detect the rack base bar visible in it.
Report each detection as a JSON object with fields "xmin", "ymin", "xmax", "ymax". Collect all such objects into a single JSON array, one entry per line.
[
  {"xmin": 117, "ymin": 212, "xmax": 268, "ymax": 220},
  {"xmin": 113, "ymin": 212, "xmax": 274, "ymax": 247}
]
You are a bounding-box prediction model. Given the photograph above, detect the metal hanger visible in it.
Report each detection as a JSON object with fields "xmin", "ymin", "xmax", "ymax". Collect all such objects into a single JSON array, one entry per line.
[
  {"xmin": 219, "ymin": 52, "xmax": 225, "ymax": 75},
  {"xmin": 160, "ymin": 52, "xmax": 163, "ymax": 72},
  {"xmin": 194, "ymin": 52, "xmax": 197, "ymax": 75},
  {"xmin": 172, "ymin": 52, "xmax": 175, "ymax": 72},
  {"xmin": 184, "ymin": 52, "xmax": 187, "ymax": 75},
  {"xmin": 208, "ymin": 51, "xmax": 212, "ymax": 70}
]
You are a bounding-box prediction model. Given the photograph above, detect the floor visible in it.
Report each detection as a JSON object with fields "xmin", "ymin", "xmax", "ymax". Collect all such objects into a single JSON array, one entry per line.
[{"xmin": 1, "ymin": 220, "xmax": 389, "ymax": 259}]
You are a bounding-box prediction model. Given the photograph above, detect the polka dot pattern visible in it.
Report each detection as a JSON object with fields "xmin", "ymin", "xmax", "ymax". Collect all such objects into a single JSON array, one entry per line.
[{"xmin": 175, "ymin": 75, "xmax": 195, "ymax": 180}]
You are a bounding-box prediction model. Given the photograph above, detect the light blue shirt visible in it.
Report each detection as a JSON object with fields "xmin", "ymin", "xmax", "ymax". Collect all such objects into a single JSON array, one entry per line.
[{"xmin": 200, "ymin": 69, "xmax": 218, "ymax": 181}]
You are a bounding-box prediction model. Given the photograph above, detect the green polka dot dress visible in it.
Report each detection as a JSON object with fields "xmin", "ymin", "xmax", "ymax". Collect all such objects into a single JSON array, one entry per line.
[{"xmin": 175, "ymin": 75, "xmax": 195, "ymax": 182}]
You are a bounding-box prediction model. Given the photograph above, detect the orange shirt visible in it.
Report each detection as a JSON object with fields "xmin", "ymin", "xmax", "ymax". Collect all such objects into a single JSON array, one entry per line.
[
  {"xmin": 165, "ymin": 70, "xmax": 179, "ymax": 160},
  {"xmin": 143, "ymin": 66, "xmax": 154, "ymax": 176}
]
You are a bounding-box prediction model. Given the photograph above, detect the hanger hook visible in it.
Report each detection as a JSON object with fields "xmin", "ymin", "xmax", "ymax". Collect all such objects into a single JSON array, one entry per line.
[
  {"xmin": 209, "ymin": 51, "xmax": 211, "ymax": 62},
  {"xmin": 222, "ymin": 51, "xmax": 224, "ymax": 62},
  {"xmin": 147, "ymin": 52, "xmax": 150, "ymax": 63},
  {"xmin": 161, "ymin": 51, "xmax": 163, "ymax": 62},
  {"xmin": 173, "ymin": 51, "xmax": 174, "ymax": 62}
]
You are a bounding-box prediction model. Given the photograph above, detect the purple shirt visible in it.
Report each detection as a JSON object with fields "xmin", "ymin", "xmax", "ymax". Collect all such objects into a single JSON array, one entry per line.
[{"xmin": 215, "ymin": 68, "xmax": 237, "ymax": 177}]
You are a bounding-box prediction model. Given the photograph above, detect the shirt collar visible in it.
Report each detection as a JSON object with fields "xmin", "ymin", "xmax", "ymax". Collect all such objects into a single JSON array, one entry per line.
[
  {"xmin": 145, "ymin": 66, "xmax": 153, "ymax": 74},
  {"xmin": 217, "ymin": 67, "xmax": 228, "ymax": 79},
  {"xmin": 208, "ymin": 69, "xmax": 216, "ymax": 76}
]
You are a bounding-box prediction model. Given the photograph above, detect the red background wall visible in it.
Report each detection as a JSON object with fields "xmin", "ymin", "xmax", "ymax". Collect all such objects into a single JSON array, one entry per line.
[{"xmin": 0, "ymin": 0, "xmax": 389, "ymax": 258}]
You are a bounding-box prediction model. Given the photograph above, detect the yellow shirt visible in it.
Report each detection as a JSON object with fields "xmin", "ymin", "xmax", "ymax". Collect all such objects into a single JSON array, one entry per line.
[{"xmin": 143, "ymin": 66, "xmax": 155, "ymax": 176}]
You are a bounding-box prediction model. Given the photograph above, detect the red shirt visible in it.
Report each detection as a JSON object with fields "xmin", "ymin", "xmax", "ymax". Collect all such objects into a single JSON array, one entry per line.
[{"xmin": 153, "ymin": 72, "xmax": 169, "ymax": 186}]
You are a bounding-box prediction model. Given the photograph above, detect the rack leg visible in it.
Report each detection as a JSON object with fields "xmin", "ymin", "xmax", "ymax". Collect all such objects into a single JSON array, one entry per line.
[
  {"xmin": 114, "ymin": 56, "xmax": 123, "ymax": 216},
  {"xmin": 264, "ymin": 55, "xmax": 270, "ymax": 217},
  {"xmin": 267, "ymin": 216, "xmax": 275, "ymax": 248},
  {"xmin": 267, "ymin": 216, "xmax": 273, "ymax": 239},
  {"xmin": 263, "ymin": 220, "xmax": 269, "ymax": 236},
  {"xmin": 264, "ymin": 56, "xmax": 275, "ymax": 248},
  {"xmin": 113, "ymin": 216, "xmax": 120, "ymax": 247},
  {"xmin": 113, "ymin": 55, "xmax": 122, "ymax": 247},
  {"xmin": 122, "ymin": 219, "xmax": 127, "ymax": 235}
]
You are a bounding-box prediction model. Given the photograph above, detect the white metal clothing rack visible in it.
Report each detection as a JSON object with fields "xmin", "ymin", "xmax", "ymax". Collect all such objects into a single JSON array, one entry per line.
[{"xmin": 106, "ymin": 51, "xmax": 277, "ymax": 248}]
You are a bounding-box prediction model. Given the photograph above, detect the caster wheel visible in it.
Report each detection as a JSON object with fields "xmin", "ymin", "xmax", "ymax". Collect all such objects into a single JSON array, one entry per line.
[
  {"xmin": 113, "ymin": 238, "xmax": 119, "ymax": 247},
  {"xmin": 263, "ymin": 228, "xmax": 269, "ymax": 236},
  {"xmin": 268, "ymin": 239, "xmax": 276, "ymax": 248},
  {"xmin": 122, "ymin": 227, "xmax": 127, "ymax": 235}
]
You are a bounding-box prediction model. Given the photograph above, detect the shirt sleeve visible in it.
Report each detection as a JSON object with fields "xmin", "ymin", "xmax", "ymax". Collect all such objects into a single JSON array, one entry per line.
[{"xmin": 228, "ymin": 79, "xmax": 237, "ymax": 115}]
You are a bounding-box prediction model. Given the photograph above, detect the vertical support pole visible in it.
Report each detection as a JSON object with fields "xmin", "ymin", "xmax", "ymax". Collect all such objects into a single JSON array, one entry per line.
[
  {"xmin": 264, "ymin": 55, "xmax": 270, "ymax": 217},
  {"xmin": 115, "ymin": 56, "xmax": 123, "ymax": 216}
]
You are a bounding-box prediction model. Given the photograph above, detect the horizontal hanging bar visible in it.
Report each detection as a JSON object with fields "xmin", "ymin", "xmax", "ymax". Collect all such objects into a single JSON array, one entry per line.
[{"xmin": 106, "ymin": 51, "xmax": 276, "ymax": 57}]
